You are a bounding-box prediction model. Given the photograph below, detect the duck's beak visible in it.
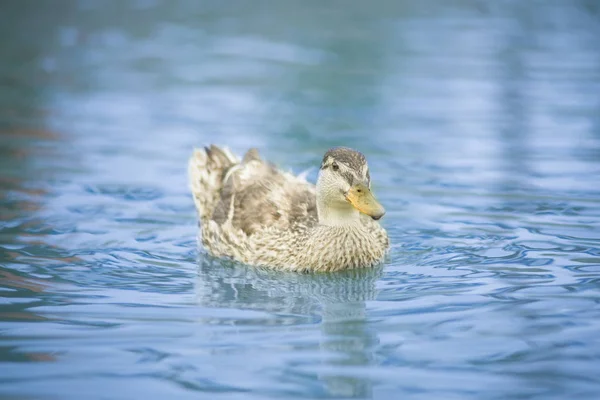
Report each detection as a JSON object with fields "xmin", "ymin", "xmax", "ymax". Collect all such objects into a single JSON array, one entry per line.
[{"xmin": 345, "ymin": 183, "xmax": 386, "ymax": 220}]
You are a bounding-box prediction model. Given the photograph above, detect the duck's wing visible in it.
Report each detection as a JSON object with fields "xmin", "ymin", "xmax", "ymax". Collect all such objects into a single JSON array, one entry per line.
[{"xmin": 189, "ymin": 146, "xmax": 317, "ymax": 235}]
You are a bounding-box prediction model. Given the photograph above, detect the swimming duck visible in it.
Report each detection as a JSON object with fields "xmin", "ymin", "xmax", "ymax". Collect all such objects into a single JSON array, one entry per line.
[{"xmin": 188, "ymin": 145, "xmax": 389, "ymax": 272}]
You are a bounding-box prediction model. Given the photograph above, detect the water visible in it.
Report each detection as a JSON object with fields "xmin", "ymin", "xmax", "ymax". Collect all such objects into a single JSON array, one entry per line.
[{"xmin": 1, "ymin": 1, "xmax": 600, "ymax": 399}]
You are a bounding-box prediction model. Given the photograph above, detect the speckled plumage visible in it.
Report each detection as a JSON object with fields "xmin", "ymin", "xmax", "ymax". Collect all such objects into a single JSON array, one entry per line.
[{"xmin": 188, "ymin": 145, "xmax": 389, "ymax": 272}]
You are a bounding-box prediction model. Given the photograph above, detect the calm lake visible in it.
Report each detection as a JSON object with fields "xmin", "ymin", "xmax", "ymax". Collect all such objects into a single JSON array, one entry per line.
[{"xmin": 1, "ymin": 1, "xmax": 600, "ymax": 399}]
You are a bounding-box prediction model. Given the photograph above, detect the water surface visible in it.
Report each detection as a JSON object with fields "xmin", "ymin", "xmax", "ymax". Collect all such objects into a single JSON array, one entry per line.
[{"xmin": 1, "ymin": 1, "xmax": 600, "ymax": 399}]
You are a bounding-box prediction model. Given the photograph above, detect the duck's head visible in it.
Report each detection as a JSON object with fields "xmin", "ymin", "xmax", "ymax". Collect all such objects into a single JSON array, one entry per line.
[{"xmin": 316, "ymin": 147, "xmax": 385, "ymax": 226}]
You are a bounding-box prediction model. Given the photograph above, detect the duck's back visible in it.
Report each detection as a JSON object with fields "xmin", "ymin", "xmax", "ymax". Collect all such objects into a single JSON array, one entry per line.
[{"xmin": 188, "ymin": 145, "xmax": 318, "ymax": 238}]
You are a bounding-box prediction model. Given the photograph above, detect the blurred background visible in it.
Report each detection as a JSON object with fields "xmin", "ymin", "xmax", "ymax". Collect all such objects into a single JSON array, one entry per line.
[{"xmin": 1, "ymin": 1, "xmax": 599, "ymax": 399}]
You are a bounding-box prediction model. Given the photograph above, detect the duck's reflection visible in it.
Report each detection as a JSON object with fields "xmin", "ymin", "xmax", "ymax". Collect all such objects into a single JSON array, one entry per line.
[{"xmin": 195, "ymin": 256, "xmax": 382, "ymax": 398}]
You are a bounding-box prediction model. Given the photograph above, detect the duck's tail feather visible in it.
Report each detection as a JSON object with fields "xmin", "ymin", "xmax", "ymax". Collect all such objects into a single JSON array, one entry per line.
[{"xmin": 188, "ymin": 145, "xmax": 238, "ymax": 221}]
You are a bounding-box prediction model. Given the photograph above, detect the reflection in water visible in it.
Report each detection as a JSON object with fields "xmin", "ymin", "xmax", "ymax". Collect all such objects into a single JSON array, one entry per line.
[
  {"xmin": 493, "ymin": 5, "xmax": 531, "ymax": 194},
  {"xmin": 195, "ymin": 256, "xmax": 382, "ymax": 398},
  {"xmin": 319, "ymin": 302, "xmax": 377, "ymax": 398}
]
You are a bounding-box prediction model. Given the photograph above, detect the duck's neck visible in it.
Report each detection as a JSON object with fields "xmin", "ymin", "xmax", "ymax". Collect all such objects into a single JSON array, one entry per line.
[{"xmin": 317, "ymin": 200, "xmax": 361, "ymax": 227}]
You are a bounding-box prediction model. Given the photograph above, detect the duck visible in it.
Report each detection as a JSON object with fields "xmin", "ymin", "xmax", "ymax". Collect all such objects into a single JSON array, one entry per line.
[{"xmin": 188, "ymin": 145, "xmax": 389, "ymax": 272}]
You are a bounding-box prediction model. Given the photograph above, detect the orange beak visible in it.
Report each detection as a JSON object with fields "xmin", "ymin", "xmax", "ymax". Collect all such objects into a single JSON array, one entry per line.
[{"xmin": 345, "ymin": 183, "xmax": 385, "ymax": 220}]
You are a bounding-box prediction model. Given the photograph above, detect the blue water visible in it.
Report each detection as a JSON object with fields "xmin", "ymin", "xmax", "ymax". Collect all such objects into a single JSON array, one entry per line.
[{"xmin": 1, "ymin": 1, "xmax": 600, "ymax": 399}]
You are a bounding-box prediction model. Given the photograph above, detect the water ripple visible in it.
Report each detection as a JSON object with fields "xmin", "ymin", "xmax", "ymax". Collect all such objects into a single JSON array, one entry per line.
[{"xmin": 1, "ymin": 1, "xmax": 600, "ymax": 399}]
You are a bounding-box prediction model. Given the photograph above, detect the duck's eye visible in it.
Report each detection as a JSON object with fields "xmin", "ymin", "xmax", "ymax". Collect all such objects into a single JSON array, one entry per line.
[{"xmin": 332, "ymin": 163, "xmax": 339, "ymax": 171}]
